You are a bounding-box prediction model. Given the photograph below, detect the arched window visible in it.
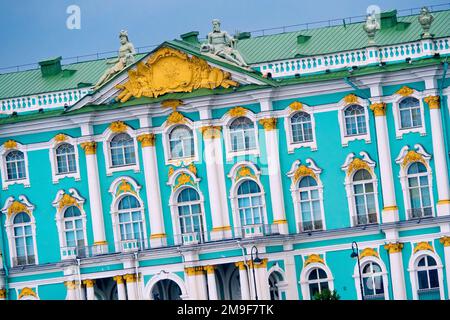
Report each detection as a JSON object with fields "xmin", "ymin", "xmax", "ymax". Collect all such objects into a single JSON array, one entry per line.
[
  {"xmin": 298, "ymin": 176, "xmax": 322, "ymax": 231},
  {"xmin": 291, "ymin": 112, "xmax": 313, "ymax": 143},
  {"xmin": 56, "ymin": 143, "xmax": 77, "ymax": 174},
  {"xmin": 237, "ymin": 180, "xmax": 264, "ymax": 227},
  {"xmin": 229, "ymin": 117, "xmax": 256, "ymax": 152},
  {"xmin": 307, "ymin": 268, "xmax": 329, "ymax": 299},
  {"xmin": 12, "ymin": 212, "xmax": 35, "ymax": 266},
  {"xmin": 361, "ymin": 261, "xmax": 385, "ymax": 300},
  {"xmin": 177, "ymin": 188, "xmax": 204, "ymax": 244},
  {"xmin": 63, "ymin": 206, "xmax": 85, "ymax": 250},
  {"xmin": 117, "ymin": 195, "xmax": 145, "ymax": 248},
  {"xmin": 352, "ymin": 169, "xmax": 377, "ymax": 225},
  {"xmin": 268, "ymin": 272, "xmax": 283, "ymax": 300},
  {"xmin": 169, "ymin": 125, "xmax": 194, "ymax": 159},
  {"xmin": 110, "ymin": 133, "xmax": 136, "ymax": 167},
  {"xmin": 5, "ymin": 150, "xmax": 26, "ymax": 180},
  {"xmin": 344, "ymin": 105, "xmax": 367, "ymax": 136},
  {"xmin": 416, "ymin": 255, "xmax": 440, "ymax": 300},
  {"xmin": 399, "ymin": 97, "xmax": 421, "ymax": 129},
  {"xmin": 407, "ymin": 162, "xmax": 432, "ymax": 219}
]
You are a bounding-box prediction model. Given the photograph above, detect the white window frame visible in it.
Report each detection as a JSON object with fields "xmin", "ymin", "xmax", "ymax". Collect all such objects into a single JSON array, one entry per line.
[
  {"xmin": 388, "ymin": 90, "xmax": 426, "ymax": 139},
  {"xmin": 299, "ymin": 260, "xmax": 334, "ymax": 300},
  {"xmin": 267, "ymin": 265, "xmax": 288, "ymax": 300},
  {"xmin": 49, "ymin": 135, "xmax": 81, "ymax": 184},
  {"xmin": 161, "ymin": 119, "xmax": 199, "ymax": 166},
  {"xmin": 408, "ymin": 248, "xmax": 444, "ymax": 300},
  {"xmin": 52, "ymin": 189, "xmax": 87, "ymax": 260},
  {"xmin": 353, "ymin": 255, "xmax": 390, "ymax": 300},
  {"xmin": 395, "ymin": 144, "xmax": 435, "ymax": 220},
  {"xmin": 287, "ymin": 159, "xmax": 325, "ymax": 233},
  {"xmin": 342, "ymin": 152, "xmax": 380, "ymax": 227},
  {"xmin": 283, "ymin": 104, "xmax": 317, "ymax": 153},
  {"xmin": 102, "ymin": 125, "xmax": 140, "ymax": 176},
  {"xmin": 1, "ymin": 195, "xmax": 38, "ymax": 267},
  {"xmin": 337, "ymin": 96, "xmax": 371, "ymax": 147},
  {"xmin": 0, "ymin": 142, "xmax": 30, "ymax": 190},
  {"xmin": 108, "ymin": 176, "xmax": 148, "ymax": 252}
]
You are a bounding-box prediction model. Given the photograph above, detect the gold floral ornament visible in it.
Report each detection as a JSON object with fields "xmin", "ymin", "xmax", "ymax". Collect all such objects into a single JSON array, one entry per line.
[
  {"xmin": 162, "ymin": 99, "xmax": 184, "ymax": 111},
  {"xmin": 166, "ymin": 111, "xmax": 186, "ymax": 126},
  {"xmin": 304, "ymin": 254, "xmax": 324, "ymax": 266},
  {"xmin": 174, "ymin": 173, "xmax": 192, "ymax": 189},
  {"xmin": 235, "ymin": 167, "xmax": 255, "ymax": 181},
  {"xmin": 289, "ymin": 101, "xmax": 303, "ymax": 112},
  {"xmin": 396, "ymin": 86, "xmax": 414, "ymax": 97},
  {"xmin": 259, "ymin": 118, "xmax": 277, "ymax": 131},
  {"xmin": 0, "ymin": 289, "xmax": 6, "ymax": 299},
  {"xmin": 413, "ymin": 241, "xmax": 434, "ymax": 254},
  {"xmin": 116, "ymin": 179, "xmax": 136, "ymax": 196},
  {"xmin": 116, "ymin": 47, "xmax": 238, "ymax": 103},
  {"xmin": 168, "ymin": 166, "xmax": 175, "ymax": 177},
  {"xmin": 80, "ymin": 142, "xmax": 97, "ymax": 155},
  {"xmin": 188, "ymin": 163, "xmax": 197, "ymax": 175},
  {"xmin": 3, "ymin": 140, "xmax": 17, "ymax": 149},
  {"xmin": 294, "ymin": 165, "xmax": 317, "ymax": 183},
  {"xmin": 228, "ymin": 106, "xmax": 248, "ymax": 118},
  {"xmin": 402, "ymin": 150, "xmax": 426, "ymax": 168},
  {"xmin": 200, "ymin": 126, "xmax": 222, "ymax": 139},
  {"xmin": 439, "ymin": 236, "xmax": 450, "ymax": 247},
  {"xmin": 384, "ymin": 242, "xmax": 403, "ymax": 254},
  {"xmin": 54, "ymin": 134, "xmax": 68, "ymax": 142},
  {"xmin": 137, "ymin": 133, "xmax": 155, "ymax": 147},
  {"xmin": 7, "ymin": 201, "xmax": 30, "ymax": 218},
  {"xmin": 424, "ymin": 96, "xmax": 440, "ymax": 109},
  {"xmin": 58, "ymin": 193, "xmax": 80, "ymax": 210},
  {"xmin": 359, "ymin": 248, "xmax": 379, "ymax": 259},
  {"xmin": 110, "ymin": 121, "xmax": 128, "ymax": 133},
  {"xmin": 370, "ymin": 102, "xmax": 386, "ymax": 116},
  {"xmin": 347, "ymin": 158, "xmax": 372, "ymax": 176},
  {"xmin": 344, "ymin": 94, "xmax": 359, "ymax": 105},
  {"xmin": 18, "ymin": 287, "xmax": 38, "ymax": 299}
]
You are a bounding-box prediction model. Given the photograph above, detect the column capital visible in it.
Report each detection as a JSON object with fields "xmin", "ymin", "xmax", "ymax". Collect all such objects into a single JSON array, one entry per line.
[
  {"xmin": 234, "ymin": 261, "xmax": 247, "ymax": 270},
  {"xmin": 424, "ymin": 95, "xmax": 440, "ymax": 109},
  {"xmin": 369, "ymin": 102, "xmax": 387, "ymax": 116},
  {"xmin": 259, "ymin": 117, "xmax": 277, "ymax": 131},
  {"xmin": 439, "ymin": 236, "xmax": 450, "ymax": 247},
  {"xmin": 123, "ymin": 273, "xmax": 137, "ymax": 283},
  {"xmin": 384, "ymin": 242, "xmax": 404, "ymax": 254},
  {"xmin": 185, "ymin": 266, "xmax": 205, "ymax": 276},
  {"xmin": 64, "ymin": 281, "xmax": 77, "ymax": 289},
  {"xmin": 204, "ymin": 265, "xmax": 216, "ymax": 274},
  {"xmin": 248, "ymin": 258, "xmax": 268, "ymax": 269},
  {"xmin": 113, "ymin": 275, "xmax": 124, "ymax": 284},
  {"xmin": 82, "ymin": 279, "xmax": 95, "ymax": 288},
  {"xmin": 80, "ymin": 141, "xmax": 97, "ymax": 154},
  {"xmin": 200, "ymin": 126, "xmax": 222, "ymax": 139},
  {"xmin": 0, "ymin": 289, "xmax": 6, "ymax": 299},
  {"xmin": 137, "ymin": 133, "xmax": 156, "ymax": 147}
]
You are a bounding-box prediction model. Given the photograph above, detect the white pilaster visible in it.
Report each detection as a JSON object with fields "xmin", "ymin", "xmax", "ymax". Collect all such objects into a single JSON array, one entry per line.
[
  {"xmin": 440, "ymin": 237, "xmax": 450, "ymax": 298},
  {"xmin": 65, "ymin": 281, "xmax": 78, "ymax": 300},
  {"xmin": 83, "ymin": 279, "xmax": 95, "ymax": 300},
  {"xmin": 385, "ymin": 242, "xmax": 407, "ymax": 300},
  {"xmin": 124, "ymin": 274, "xmax": 138, "ymax": 300},
  {"xmin": 113, "ymin": 275, "xmax": 127, "ymax": 300},
  {"xmin": 185, "ymin": 267, "xmax": 208, "ymax": 300},
  {"xmin": 235, "ymin": 262, "xmax": 251, "ymax": 300},
  {"xmin": 205, "ymin": 266, "xmax": 218, "ymax": 300},
  {"xmin": 283, "ymin": 246, "xmax": 300, "ymax": 300},
  {"xmin": 137, "ymin": 133, "xmax": 167, "ymax": 247}
]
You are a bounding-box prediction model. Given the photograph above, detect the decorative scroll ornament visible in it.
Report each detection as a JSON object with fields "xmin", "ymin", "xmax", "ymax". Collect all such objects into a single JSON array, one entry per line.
[
  {"xmin": 344, "ymin": 94, "xmax": 359, "ymax": 105},
  {"xmin": 166, "ymin": 111, "xmax": 186, "ymax": 126},
  {"xmin": 0, "ymin": 289, "xmax": 5, "ymax": 299},
  {"xmin": 161, "ymin": 99, "xmax": 184, "ymax": 111},
  {"xmin": 116, "ymin": 47, "xmax": 238, "ymax": 103},
  {"xmin": 200, "ymin": 126, "xmax": 222, "ymax": 139},
  {"xmin": 384, "ymin": 242, "xmax": 404, "ymax": 254},
  {"xmin": 402, "ymin": 150, "xmax": 426, "ymax": 168},
  {"xmin": 137, "ymin": 133, "xmax": 155, "ymax": 147},
  {"xmin": 259, "ymin": 118, "xmax": 277, "ymax": 131},
  {"xmin": 174, "ymin": 173, "xmax": 192, "ymax": 189},
  {"xmin": 3, "ymin": 140, "xmax": 17, "ymax": 149},
  {"xmin": 18, "ymin": 287, "xmax": 38, "ymax": 299},
  {"xmin": 289, "ymin": 101, "xmax": 303, "ymax": 112},
  {"xmin": 58, "ymin": 193, "xmax": 80, "ymax": 210},
  {"xmin": 7, "ymin": 201, "xmax": 30, "ymax": 218},
  {"xmin": 413, "ymin": 242, "xmax": 434, "ymax": 253},
  {"xmin": 116, "ymin": 179, "xmax": 136, "ymax": 196},
  {"xmin": 228, "ymin": 106, "xmax": 248, "ymax": 118},
  {"xmin": 235, "ymin": 166, "xmax": 255, "ymax": 181},
  {"xmin": 439, "ymin": 236, "xmax": 450, "ymax": 247},
  {"xmin": 185, "ymin": 266, "xmax": 205, "ymax": 276},
  {"xmin": 64, "ymin": 281, "xmax": 77, "ymax": 289},
  {"xmin": 396, "ymin": 86, "xmax": 414, "ymax": 97},
  {"xmin": 168, "ymin": 166, "xmax": 175, "ymax": 177},
  {"xmin": 54, "ymin": 134, "xmax": 68, "ymax": 143},
  {"xmin": 80, "ymin": 142, "xmax": 97, "ymax": 155},
  {"xmin": 82, "ymin": 279, "xmax": 95, "ymax": 288},
  {"xmin": 370, "ymin": 102, "xmax": 386, "ymax": 116},
  {"xmin": 347, "ymin": 158, "xmax": 372, "ymax": 176},
  {"xmin": 424, "ymin": 96, "xmax": 440, "ymax": 109},
  {"xmin": 304, "ymin": 254, "xmax": 324, "ymax": 266},
  {"xmin": 359, "ymin": 248, "xmax": 379, "ymax": 259},
  {"xmin": 294, "ymin": 165, "xmax": 317, "ymax": 183},
  {"xmin": 110, "ymin": 121, "xmax": 128, "ymax": 133},
  {"xmin": 188, "ymin": 163, "xmax": 197, "ymax": 176}
]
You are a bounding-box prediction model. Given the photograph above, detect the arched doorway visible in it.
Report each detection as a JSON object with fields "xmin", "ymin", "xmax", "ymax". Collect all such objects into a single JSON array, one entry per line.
[
  {"xmin": 268, "ymin": 271, "xmax": 283, "ymax": 300},
  {"xmin": 228, "ymin": 268, "xmax": 242, "ymax": 300},
  {"xmin": 151, "ymin": 279, "xmax": 182, "ymax": 300}
]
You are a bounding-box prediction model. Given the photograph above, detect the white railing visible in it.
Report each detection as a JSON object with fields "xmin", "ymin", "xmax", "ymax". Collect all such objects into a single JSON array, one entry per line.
[
  {"xmin": 253, "ymin": 37, "xmax": 450, "ymax": 79},
  {"xmin": 0, "ymin": 88, "xmax": 91, "ymax": 115}
]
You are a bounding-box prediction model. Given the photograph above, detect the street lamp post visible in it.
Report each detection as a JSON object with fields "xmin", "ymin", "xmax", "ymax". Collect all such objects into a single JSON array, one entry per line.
[
  {"xmin": 250, "ymin": 245, "xmax": 262, "ymax": 300},
  {"xmin": 351, "ymin": 241, "xmax": 365, "ymax": 300}
]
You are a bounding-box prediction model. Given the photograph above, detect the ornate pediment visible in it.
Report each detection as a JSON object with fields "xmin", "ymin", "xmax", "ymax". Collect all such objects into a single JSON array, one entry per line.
[{"xmin": 116, "ymin": 47, "xmax": 239, "ymax": 103}]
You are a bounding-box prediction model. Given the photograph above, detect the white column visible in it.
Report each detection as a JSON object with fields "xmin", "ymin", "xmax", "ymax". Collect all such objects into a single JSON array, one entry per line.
[
  {"xmin": 425, "ymin": 96, "xmax": 450, "ymax": 216},
  {"xmin": 113, "ymin": 275, "xmax": 127, "ymax": 300},
  {"xmin": 65, "ymin": 281, "xmax": 78, "ymax": 300},
  {"xmin": 200, "ymin": 126, "xmax": 231, "ymax": 240},
  {"xmin": 370, "ymin": 103, "xmax": 399, "ymax": 223},
  {"xmin": 384, "ymin": 242, "xmax": 407, "ymax": 300},
  {"xmin": 259, "ymin": 118, "xmax": 288, "ymax": 234},
  {"xmin": 235, "ymin": 262, "xmax": 250, "ymax": 300},
  {"xmin": 185, "ymin": 267, "xmax": 208, "ymax": 300},
  {"xmin": 124, "ymin": 274, "xmax": 138, "ymax": 300},
  {"xmin": 284, "ymin": 249, "xmax": 300, "ymax": 300},
  {"xmin": 205, "ymin": 265, "xmax": 218, "ymax": 300},
  {"xmin": 255, "ymin": 259, "xmax": 270, "ymax": 300},
  {"xmin": 440, "ymin": 237, "xmax": 450, "ymax": 298},
  {"xmin": 80, "ymin": 142, "xmax": 107, "ymax": 253},
  {"xmin": 83, "ymin": 279, "xmax": 95, "ymax": 300},
  {"xmin": 137, "ymin": 133, "xmax": 167, "ymax": 247}
]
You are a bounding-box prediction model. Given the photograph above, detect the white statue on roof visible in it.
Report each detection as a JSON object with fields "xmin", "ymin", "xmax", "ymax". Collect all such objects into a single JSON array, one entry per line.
[
  {"xmin": 363, "ymin": 11, "xmax": 380, "ymax": 44},
  {"xmin": 201, "ymin": 19, "xmax": 248, "ymax": 68},
  {"xmin": 93, "ymin": 30, "xmax": 136, "ymax": 90}
]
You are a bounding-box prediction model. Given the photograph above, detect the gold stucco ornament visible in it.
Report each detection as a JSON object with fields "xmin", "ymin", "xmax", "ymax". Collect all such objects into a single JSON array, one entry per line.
[
  {"xmin": 200, "ymin": 126, "xmax": 222, "ymax": 139},
  {"xmin": 347, "ymin": 158, "xmax": 372, "ymax": 176},
  {"xmin": 344, "ymin": 94, "xmax": 359, "ymax": 105},
  {"xmin": 80, "ymin": 142, "xmax": 97, "ymax": 155},
  {"xmin": 289, "ymin": 101, "xmax": 303, "ymax": 111},
  {"xmin": 259, "ymin": 118, "xmax": 277, "ymax": 131},
  {"xmin": 304, "ymin": 254, "xmax": 324, "ymax": 266},
  {"xmin": 110, "ymin": 121, "xmax": 128, "ymax": 133},
  {"xmin": 384, "ymin": 242, "xmax": 404, "ymax": 254},
  {"xmin": 359, "ymin": 248, "xmax": 379, "ymax": 259},
  {"xmin": 7, "ymin": 200, "xmax": 30, "ymax": 218},
  {"xmin": 413, "ymin": 241, "xmax": 434, "ymax": 253},
  {"xmin": 370, "ymin": 102, "xmax": 386, "ymax": 116},
  {"xmin": 54, "ymin": 134, "xmax": 68, "ymax": 142},
  {"xmin": 3, "ymin": 140, "xmax": 17, "ymax": 149},
  {"xmin": 116, "ymin": 47, "xmax": 238, "ymax": 103},
  {"xmin": 162, "ymin": 99, "xmax": 184, "ymax": 111},
  {"xmin": 174, "ymin": 173, "xmax": 192, "ymax": 189},
  {"xmin": 236, "ymin": 167, "xmax": 255, "ymax": 181},
  {"xmin": 166, "ymin": 111, "xmax": 186, "ymax": 126},
  {"xmin": 228, "ymin": 106, "xmax": 248, "ymax": 118},
  {"xmin": 188, "ymin": 163, "xmax": 197, "ymax": 175},
  {"xmin": 402, "ymin": 150, "xmax": 426, "ymax": 168},
  {"xmin": 58, "ymin": 194, "xmax": 80, "ymax": 210},
  {"xmin": 18, "ymin": 287, "xmax": 38, "ymax": 299},
  {"xmin": 294, "ymin": 165, "xmax": 317, "ymax": 183},
  {"xmin": 439, "ymin": 236, "xmax": 450, "ymax": 247},
  {"xmin": 396, "ymin": 86, "xmax": 414, "ymax": 97},
  {"xmin": 424, "ymin": 95, "xmax": 440, "ymax": 109},
  {"xmin": 116, "ymin": 179, "xmax": 136, "ymax": 196}
]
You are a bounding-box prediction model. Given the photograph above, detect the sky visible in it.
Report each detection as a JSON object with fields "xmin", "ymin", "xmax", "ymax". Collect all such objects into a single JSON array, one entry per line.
[{"xmin": 0, "ymin": 0, "xmax": 447, "ymax": 70}]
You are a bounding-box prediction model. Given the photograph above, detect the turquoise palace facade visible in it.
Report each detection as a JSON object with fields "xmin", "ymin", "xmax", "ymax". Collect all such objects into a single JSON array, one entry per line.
[{"xmin": 0, "ymin": 7, "xmax": 449, "ymax": 300}]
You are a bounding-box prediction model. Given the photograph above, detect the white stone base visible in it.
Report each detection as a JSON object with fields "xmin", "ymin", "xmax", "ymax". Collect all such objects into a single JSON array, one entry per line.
[
  {"xmin": 150, "ymin": 236, "xmax": 167, "ymax": 248},
  {"xmin": 382, "ymin": 208, "xmax": 398, "ymax": 223},
  {"xmin": 92, "ymin": 243, "xmax": 108, "ymax": 255},
  {"xmin": 437, "ymin": 202, "xmax": 450, "ymax": 217},
  {"xmin": 210, "ymin": 228, "xmax": 232, "ymax": 241}
]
